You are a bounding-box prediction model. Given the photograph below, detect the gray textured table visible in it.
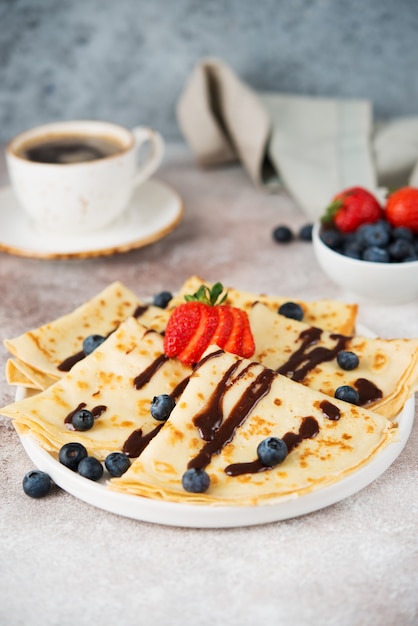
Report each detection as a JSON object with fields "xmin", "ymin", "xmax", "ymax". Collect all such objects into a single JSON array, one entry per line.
[{"xmin": 1, "ymin": 144, "xmax": 417, "ymax": 626}]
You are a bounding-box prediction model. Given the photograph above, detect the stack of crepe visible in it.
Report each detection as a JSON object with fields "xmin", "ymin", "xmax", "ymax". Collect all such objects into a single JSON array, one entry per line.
[
  {"xmin": 4, "ymin": 281, "xmax": 170, "ymax": 392},
  {"xmin": 4, "ymin": 276, "xmax": 357, "ymax": 393},
  {"xmin": 169, "ymin": 275, "xmax": 358, "ymax": 335},
  {"xmin": 1, "ymin": 276, "xmax": 417, "ymax": 506}
]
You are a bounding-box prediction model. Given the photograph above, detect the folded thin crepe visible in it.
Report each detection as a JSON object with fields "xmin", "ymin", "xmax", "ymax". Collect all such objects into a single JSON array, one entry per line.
[
  {"xmin": 170, "ymin": 275, "xmax": 358, "ymax": 334},
  {"xmin": 177, "ymin": 58, "xmax": 418, "ymax": 218},
  {"xmin": 109, "ymin": 345, "xmax": 393, "ymax": 505},
  {"xmin": 1, "ymin": 318, "xmax": 190, "ymax": 460},
  {"xmin": 5, "ymin": 278, "xmax": 417, "ymax": 424},
  {"xmin": 1, "ymin": 293, "xmax": 411, "ymax": 507},
  {"xmin": 4, "ymin": 281, "xmax": 170, "ymax": 386},
  {"xmin": 249, "ymin": 302, "xmax": 418, "ymax": 420},
  {"xmin": 3, "ymin": 278, "xmax": 358, "ymax": 392},
  {"xmin": 6, "ymin": 358, "xmax": 58, "ymax": 390}
]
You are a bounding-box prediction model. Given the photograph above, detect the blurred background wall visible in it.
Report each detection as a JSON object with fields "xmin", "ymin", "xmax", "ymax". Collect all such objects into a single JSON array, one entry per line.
[{"xmin": 0, "ymin": 0, "xmax": 417, "ymax": 144}]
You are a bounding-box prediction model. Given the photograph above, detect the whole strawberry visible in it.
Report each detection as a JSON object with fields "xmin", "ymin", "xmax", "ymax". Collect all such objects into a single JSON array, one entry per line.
[
  {"xmin": 385, "ymin": 187, "xmax": 418, "ymax": 234},
  {"xmin": 163, "ymin": 283, "xmax": 255, "ymax": 365},
  {"xmin": 322, "ymin": 187, "xmax": 383, "ymax": 233}
]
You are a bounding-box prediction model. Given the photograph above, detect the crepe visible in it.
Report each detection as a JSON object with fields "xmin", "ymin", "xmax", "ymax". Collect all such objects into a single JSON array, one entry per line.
[
  {"xmin": 249, "ymin": 302, "xmax": 418, "ymax": 420},
  {"xmin": 109, "ymin": 345, "xmax": 393, "ymax": 505},
  {"xmin": 169, "ymin": 275, "xmax": 358, "ymax": 334},
  {"xmin": 4, "ymin": 281, "xmax": 170, "ymax": 383},
  {"xmin": 6, "ymin": 358, "xmax": 58, "ymax": 390},
  {"xmin": 3, "ymin": 276, "xmax": 357, "ymax": 389},
  {"xmin": 1, "ymin": 318, "xmax": 190, "ymax": 459}
]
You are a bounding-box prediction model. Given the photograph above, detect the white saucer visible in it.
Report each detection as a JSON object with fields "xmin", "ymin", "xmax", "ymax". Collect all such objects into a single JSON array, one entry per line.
[{"xmin": 0, "ymin": 179, "xmax": 184, "ymax": 259}]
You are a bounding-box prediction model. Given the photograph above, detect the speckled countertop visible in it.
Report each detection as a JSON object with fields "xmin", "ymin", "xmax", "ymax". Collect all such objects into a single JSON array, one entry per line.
[{"xmin": 0, "ymin": 144, "xmax": 417, "ymax": 626}]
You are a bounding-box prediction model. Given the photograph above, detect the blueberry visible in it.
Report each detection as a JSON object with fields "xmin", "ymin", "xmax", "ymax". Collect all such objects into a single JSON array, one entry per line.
[
  {"xmin": 72, "ymin": 409, "xmax": 94, "ymax": 431},
  {"xmin": 153, "ymin": 291, "xmax": 173, "ymax": 309},
  {"xmin": 181, "ymin": 468, "xmax": 210, "ymax": 493},
  {"xmin": 83, "ymin": 334, "xmax": 106, "ymax": 355},
  {"xmin": 334, "ymin": 385, "xmax": 360, "ymax": 405},
  {"xmin": 388, "ymin": 239, "xmax": 415, "ymax": 261},
  {"xmin": 359, "ymin": 222, "xmax": 390, "ymax": 248},
  {"xmin": 150, "ymin": 394, "xmax": 176, "ymax": 421},
  {"xmin": 375, "ymin": 218, "xmax": 392, "ymax": 234},
  {"xmin": 343, "ymin": 247, "xmax": 362, "ymax": 260},
  {"xmin": 362, "ymin": 246, "xmax": 390, "ymax": 263},
  {"xmin": 343, "ymin": 238, "xmax": 363, "ymax": 259},
  {"xmin": 77, "ymin": 456, "xmax": 104, "ymax": 481},
  {"xmin": 278, "ymin": 301, "xmax": 304, "ymax": 322},
  {"xmin": 353, "ymin": 225, "xmax": 369, "ymax": 249},
  {"xmin": 392, "ymin": 226, "xmax": 414, "ymax": 242},
  {"xmin": 105, "ymin": 452, "xmax": 131, "ymax": 477},
  {"xmin": 298, "ymin": 223, "xmax": 313, "ymax": 241},
  {"xmin": 337, "ymin": 351, "xmax": 359, "ymax": 370},
  {"xmin": 273, "ymin": 225, "xmax": 293, "ymax": 243},
  {"xmin": 355, "ymin": 223, "xmax": 373, "ymax": 247},
  {"xmin": 320, "ymin": 229, "xmax": 344, "ymax": 250},
  {"xmin": 59, "ymin": 442, "xmax": 88, "ymax": 471},
  {"xmin": 22, "ymin": 470, "xmax": 52, "ymax": 498},
  {"xmin": 257, "ymin": 437, "xmax": 288, "ymax": 467},
  {"xmin": 346, "ymin": 229, "xmax": 365, "ymax": 248}
]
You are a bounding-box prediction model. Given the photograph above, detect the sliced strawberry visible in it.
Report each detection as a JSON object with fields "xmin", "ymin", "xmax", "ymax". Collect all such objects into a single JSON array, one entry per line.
[
  {"xmin": 163, "ymin": 302, "xmax": 203, "ymax": 357},
  {"xmin": 222, "ymin": 306, "xmax": 244, "ymax": 356},
  {"xmin": 163, "ymin": 282, "xmax": 256, "ymax": 364},
  {"xmin": 240, "ymin": 312, "xmax": 256, "ymax": 358},
  {"xmin": 178, "ymin": 305, "xmax": 219, "ymax": 364},
  {"xmin": 211, "ymin": 305, "xmax": 234, "ymax": 349}
]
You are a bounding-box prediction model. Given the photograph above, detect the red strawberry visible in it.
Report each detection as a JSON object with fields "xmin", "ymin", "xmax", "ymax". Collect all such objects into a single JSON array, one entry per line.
[
  {"xmin": 223, "ymin": 307, "xmax": 245, "ymax": 356},
  {"xmin": 322, "ymin": 187, "xmax": 383, "ymax": 233},
  {"xmin": 385, "ymin": 187, "xmax": 418, "ymax": 234},
  {"xmin": 163, "ymin": 283, "xmax": 255, "ymax": 365},
  {"xmin": 210, "ymin": 305, "xmax": 234, "ymax": 348}
]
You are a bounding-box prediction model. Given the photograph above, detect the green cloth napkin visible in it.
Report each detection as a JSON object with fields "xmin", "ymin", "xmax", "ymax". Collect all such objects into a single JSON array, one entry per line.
[{"xmin": 177, "ymin": 58, "xmax": 418, "ymax": 219}]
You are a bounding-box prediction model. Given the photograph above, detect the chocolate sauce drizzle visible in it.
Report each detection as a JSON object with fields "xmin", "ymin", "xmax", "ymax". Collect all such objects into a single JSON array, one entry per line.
[
  {"xmin": 64, "ymin": 402, "xmax": 107, "ymax": 430},
  {"xmin": 57, "ymin": 350, "xmax": 86, "ymax": 372},
  {"xmin": 133, "ymin": 304, "xmax": 150, "ymax": 318},
  {"xmin": 319, "ymin": 399, "xmax": 341, "ymax": 421},
  {"xmin": 224, "ymin": 416, "xmax": 320, "ymax": 476},
  {"xmin": 282, "ymin": 416, "xmax": 320, "ymax": 452},
  {"xmin": 121, "ymin": 349, "xmax": 190, "ymax": 457},
  {"xmin": 193, "ymin": 361, "xmax": 242, "ymax": 442},
  {"xmin": 277, "ymin": 328, "xmax": 350, "ymax": 382},
  {"xmin": 354, "ymin": 378, "xmax": 383, "ymax": 406},
  {"xmin": 133, "ymin": 354, "xmax": 169, "ymax": 390},
  {"xmin": 170, "ymin": 376, "xmax": 190, "ymax": 401},
  {"xmin": 188, "ymin": 367, "xmax": 276, "ymax": 470},
  {"xmin": 122, "ymin": 423, "xmax": 164, "ymax": 458},
  {"xmin": 275, "ymin": 328, "xmax": 384, "ymax": 408}
]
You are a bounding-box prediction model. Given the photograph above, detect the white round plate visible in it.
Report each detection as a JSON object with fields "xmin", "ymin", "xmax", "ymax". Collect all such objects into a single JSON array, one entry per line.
[
  {"xmin": 15, "ymin": 324, "xmax": 415, "ymax": 528},
  {"xmin": 0, "ymin": 179, "xmax": 183, "ymax": 259}
]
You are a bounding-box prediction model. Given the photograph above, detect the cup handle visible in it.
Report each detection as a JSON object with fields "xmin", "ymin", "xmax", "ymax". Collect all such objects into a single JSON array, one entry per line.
[{"xmin": 132, "ymin": 126, "xmax": 165, "ymax": 187}]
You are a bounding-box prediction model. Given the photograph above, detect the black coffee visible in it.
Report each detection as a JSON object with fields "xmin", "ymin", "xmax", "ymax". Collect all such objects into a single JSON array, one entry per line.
[{"xmin": 18, "ymin": 134, "xmax": 125, "ymax": 164}]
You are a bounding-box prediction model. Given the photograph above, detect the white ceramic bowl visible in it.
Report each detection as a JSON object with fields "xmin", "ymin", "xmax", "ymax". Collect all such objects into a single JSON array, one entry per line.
[{"xmin": 312, "ymin": 222, "xmax": 418, "ymax": 304}]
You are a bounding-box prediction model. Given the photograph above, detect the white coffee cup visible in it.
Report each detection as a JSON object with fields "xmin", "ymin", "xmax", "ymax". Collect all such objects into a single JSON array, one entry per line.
[{"xmin": 6, "ymin": 120, "xmax": 165, "ymax": 234}]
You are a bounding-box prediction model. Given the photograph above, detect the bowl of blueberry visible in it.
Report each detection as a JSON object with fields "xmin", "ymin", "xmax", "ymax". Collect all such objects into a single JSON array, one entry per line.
[{"xmin": 312, "ymin": 186, "xmax": 418, "ymax": 304}]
